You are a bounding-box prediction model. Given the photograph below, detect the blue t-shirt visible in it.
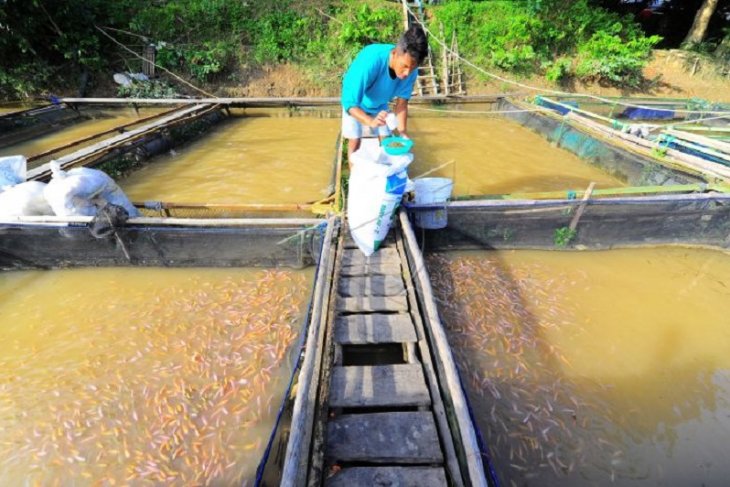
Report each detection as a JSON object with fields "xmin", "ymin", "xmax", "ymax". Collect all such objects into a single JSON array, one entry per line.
[{"xmin": 341, "ymin": 44, "xmax": 417, "ymax": 115}]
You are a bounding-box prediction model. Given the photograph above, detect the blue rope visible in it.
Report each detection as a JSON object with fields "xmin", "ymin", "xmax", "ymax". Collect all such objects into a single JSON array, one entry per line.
[{"xmin": 254, "ymin": 222, "xmax": 327, "ymax": 486}]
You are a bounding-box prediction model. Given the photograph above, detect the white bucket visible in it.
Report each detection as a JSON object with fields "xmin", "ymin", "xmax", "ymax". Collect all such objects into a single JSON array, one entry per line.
[{"xmin": 414, "ymin": 177, "xmax": 453, "ymax": 229}]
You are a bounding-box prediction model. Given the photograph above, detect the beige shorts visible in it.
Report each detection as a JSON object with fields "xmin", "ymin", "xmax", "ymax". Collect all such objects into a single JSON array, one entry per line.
[{"xmin": 341, "ymin": 109, "xmax": 391, "ymax": 139}]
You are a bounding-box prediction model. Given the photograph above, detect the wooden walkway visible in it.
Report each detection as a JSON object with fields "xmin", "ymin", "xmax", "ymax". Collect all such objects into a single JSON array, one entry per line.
[
  {"xmin": 321, "ymin": 233, "xmax": 449, "ymax": 485},
  {"xmin": 282, "ymin": 216, "xmax": 488, "ymax": 486}
]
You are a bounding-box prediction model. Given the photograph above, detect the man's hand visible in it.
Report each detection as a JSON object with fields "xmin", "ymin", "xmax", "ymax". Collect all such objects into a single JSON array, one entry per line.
[
  {"xmin": 399, "ymin": 131, "xmax": 409, "ymax": 139},
  {"xmin": 368, "ymin": 110, "xmax": 388, "ymax": 128}
]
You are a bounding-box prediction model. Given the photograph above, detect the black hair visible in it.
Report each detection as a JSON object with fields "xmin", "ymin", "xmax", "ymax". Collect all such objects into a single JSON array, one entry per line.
[{"xmin": 396, "ymin": 24, "xmax": 428, "ymax": 65}]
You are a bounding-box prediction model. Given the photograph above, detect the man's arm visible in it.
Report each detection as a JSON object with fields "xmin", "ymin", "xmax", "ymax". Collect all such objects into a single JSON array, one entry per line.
[
  {"xmin": 342, "ymin": 48, "xmax": 387, "ymax": 128},
  {"xmin": 348, "ymin": 107, "xmax": 388, "ymax": 128},
  {"xmin": 394, "ymin": 97, "xmax": 409, "ymax": 138}
]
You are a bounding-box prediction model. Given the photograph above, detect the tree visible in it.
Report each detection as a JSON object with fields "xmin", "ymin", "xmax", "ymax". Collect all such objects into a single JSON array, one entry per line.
[{"xmin": 683, "ymin": 0, "xmax": 720, "ymax": 45}]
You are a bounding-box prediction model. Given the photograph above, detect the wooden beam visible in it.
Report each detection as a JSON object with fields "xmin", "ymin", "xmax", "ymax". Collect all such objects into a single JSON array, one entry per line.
[
  {"xmin": 665, "ymin": 129, "xmax": 730, "ymax": 156},
  {"xmin": 569, "ymin": 182, "xmax": 596, "ymax": 231},
  {"xmin": 281, "ymin": 217, "xmax": 337, "ymax": 487},
  {"xmin": 565, "ymin": 111, "xmax": 730, "ymax": 181},
  {"xmin": 57, "ymin": 94, "xmax": 509, "ymax": 106},
  {"xmin": 27, "ymin": 104, "xmax": 218, "ymax": 180},
  {"xmin": 452, "ymin": 183, "xmax": 729, "ymax": 201},
  {"xmin": 398, "ymin": 209, "xmax": 488, "ymax": 487},
  {"xmin": 27, "ymin": 105, "xmax": 184, "ymax": 163}
]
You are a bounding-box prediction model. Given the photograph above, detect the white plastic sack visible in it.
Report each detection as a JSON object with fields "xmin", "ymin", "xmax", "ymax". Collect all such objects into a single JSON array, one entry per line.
[
  {"xmin": 0, "ymin": 155, "xmax": 27, "ymax": 189},
  {"xmin": 44, "ymin": 161, "xmax": 140, "ymax": 217},
  {"xmin": 113, "ymin": 73, "xmax": 133, "ymax": 87},
  {"xmin": 347, "ymin": 141, "xmax": 413, "ymax": 256},
  {"xmin": 0, "ymin": 181, "xmax": 53, "ymax": 217}
]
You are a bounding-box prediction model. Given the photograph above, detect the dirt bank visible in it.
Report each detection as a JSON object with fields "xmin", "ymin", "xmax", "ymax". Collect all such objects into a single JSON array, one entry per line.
[{"xmin": 209, "ymin": 49, "xmax": 729, "ymax": 103}]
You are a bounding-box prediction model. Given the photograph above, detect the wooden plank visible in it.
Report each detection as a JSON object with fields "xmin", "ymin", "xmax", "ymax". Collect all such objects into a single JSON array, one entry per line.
[
  {"xmin": 341, "ymin": 247, "xmax": 400, "ymax": 267},
  {"xmin": 343, "ymin": 237, "xmax": 394, "ymax": 249},
  {"xmin": 329, "ymin": 364, "xmax": 431, "ymax": 408},
  {"xmin": 334, "ymin": 314, "xmax": 417, "ymax": 345},
  {"xmin": 568, "ymin": 182, "xmax": 596, "ymax": 231},
  {"xmin": 398, "ymin": 210, "xmax": 488, "ymax": 486},
  {"xmin": 337, "ymin": 295, "xmax": 409, "ymax": 313},
  {"xmin": 339, "ymin": 261, "xmax": 401, "ymax": 277},
  {"xmin": 281, "ymin": 218, "xmax": 336, "ymax": 487},
  {"xmin": 325, "ymin": 467, "xmax": 447, "ymax": 487},
  {"xmin": 666, "ymin": 129, "xmax": 730, "ymax": 155},
  {"xmin": 325, "ymin": 411, "xmax": 443, "ymax": 463},
  {"xmin": 393, "ymin": 226, "xmax": 464, "ymax": 487},
  {"xmin": 338, "ymin": 275, "xmax": 406, "ymax": 297},
  {"xmin": 565, "ymin": 112, "xmax": 730, "ymax": 180}
]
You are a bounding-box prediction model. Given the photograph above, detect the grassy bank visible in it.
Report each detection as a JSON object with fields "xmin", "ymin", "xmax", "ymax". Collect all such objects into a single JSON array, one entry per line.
[{"xmin": 1, "ymin": 0, "xmax": 727, "ymax": 101}]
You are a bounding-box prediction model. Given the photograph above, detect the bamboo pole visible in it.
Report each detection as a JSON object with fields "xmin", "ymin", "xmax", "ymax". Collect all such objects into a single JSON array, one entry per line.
[
  {"xmin": 665, "ymin": 129, "xmax": 730, "ymax": 155},
  {"xmin": 453, "ymin": 183, "xmax": 730, "ymax": 201},
  {"xmin": 58, "ymin": 94, "xmax": 509, "ymax": 106},
  {"xmin": 27, "ymin": 105, "xmax": 184, "ymax": 163},
  {"xmin": 27, "ymin": 104, "xmax": 219, "ymax": 180},
  {"xmin": 565, "ymin": 111, "xmax": 730, "ymax": 180}
]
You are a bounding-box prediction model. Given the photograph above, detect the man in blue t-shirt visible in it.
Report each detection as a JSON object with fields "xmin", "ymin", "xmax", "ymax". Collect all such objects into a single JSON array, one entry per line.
[{"xmin": 341, "ymin": 25, "xmax": 428, "ymax": 161}]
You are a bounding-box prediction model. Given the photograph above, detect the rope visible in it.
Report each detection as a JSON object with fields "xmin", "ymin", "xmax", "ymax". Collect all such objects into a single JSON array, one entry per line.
[
  {"xmin": 409, "ymin": 105, "xmax": 552, "ymax": 115},
  {"xmin": 399, "ymin": 0, "xmax": 730, "ymax": 117},
  {"xmin": 95, "ymin": 25, "xmax": 218, "ymax": 99}
]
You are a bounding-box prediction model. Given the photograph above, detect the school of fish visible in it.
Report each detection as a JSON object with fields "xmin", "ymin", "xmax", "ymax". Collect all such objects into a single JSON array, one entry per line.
[{"xmin": 0, "ymin": 269, "xmax": 309, "ymax": 486}]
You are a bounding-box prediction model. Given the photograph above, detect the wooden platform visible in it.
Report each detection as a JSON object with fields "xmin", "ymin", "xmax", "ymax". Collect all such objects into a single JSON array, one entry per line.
[{"xmin": 316, "ymin": 233, "xmax": 453, "ymax": 486}]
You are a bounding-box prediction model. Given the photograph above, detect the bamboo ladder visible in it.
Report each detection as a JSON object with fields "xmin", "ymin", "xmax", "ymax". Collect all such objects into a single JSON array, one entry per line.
[
  {"xmin": 440, "ymin": 26, "xmax": 466, "ymax": 96},
  {"xmin": 402, "ymin": 1, "xmax": 440, "ymax": 96}
]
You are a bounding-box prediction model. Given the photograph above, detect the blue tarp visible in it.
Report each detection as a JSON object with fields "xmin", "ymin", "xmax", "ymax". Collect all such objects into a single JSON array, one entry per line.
[
  {"xmin": 535, "ymin": 96, "xmax": 578, "ymax": 115},
  {"xmin": 620, "ymin": 107, "xmax": 675, "ymax": 120}
]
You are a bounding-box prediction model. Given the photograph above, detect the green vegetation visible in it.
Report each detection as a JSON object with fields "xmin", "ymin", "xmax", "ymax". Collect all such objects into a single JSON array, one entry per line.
[
  {"xmin": 553, "ymin": 226, "xmax": 577, "ymax": 247},
  {"xmin": 430, "ymin": 0, "xmax": 661, "ymax": 87},
  {"xmin": 0, "ymin": 0, "xmax": 704, "ymax": 99},
  {"xmin": 117, "ymin": 80, "xmax": 177, "ymax": 99}
]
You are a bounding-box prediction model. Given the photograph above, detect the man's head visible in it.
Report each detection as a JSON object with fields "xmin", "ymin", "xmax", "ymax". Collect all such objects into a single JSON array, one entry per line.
[{"xmin": 390, "ymin": 24, "xmax": 428, "ymax": 79}]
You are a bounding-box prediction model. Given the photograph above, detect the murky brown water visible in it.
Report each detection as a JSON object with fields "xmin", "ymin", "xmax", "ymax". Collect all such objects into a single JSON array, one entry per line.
[
  {"xmin": 0, "ymin": 108, "xmax": 168, "ymax": 159},
  {"xmin": 0, "ymin": 103, "xmax": 40, "ymax": 114},
  {"xmin": 0, "ymin": 267, "xmax": 312, "ymax": 485},
  {"xmin": 428, "ymin": 247, "xmax": 730, "ymax": 487},
  {"xmin": 121, "ymin": 116, "xmax": 339, "ymax": 205},
  {"xmin": 407, "ymin": 117, "xmax": 624, "ymax": 196}
]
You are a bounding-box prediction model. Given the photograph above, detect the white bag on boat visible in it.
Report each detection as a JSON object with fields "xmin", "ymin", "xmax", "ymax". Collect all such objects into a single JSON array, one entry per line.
[
  {"xmin": 347, "ymin": 141, "xmax": 413, "ymax": 256},
  {"xmin": 44, "ymin": 161, "xmax": 140, "ymax": 217},
  {"xmin": 0, "ymin": 181, "xmax": 53, "ymax": 217},
  {"xmin": 0, "ymin": 155, "xmax": 27, "ymax": 190}
]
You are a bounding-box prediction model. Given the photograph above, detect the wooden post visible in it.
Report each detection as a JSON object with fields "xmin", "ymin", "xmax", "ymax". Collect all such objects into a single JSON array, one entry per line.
[
  {"xmin": 142, "ymin": 44, "xmax": 156, "ymax": 78},
  {"xmin": 442, "ymin": 27, "xmax": 450, "ymax": 97},
  {"xmin": 569, "ymin": 182, "xmax": 595, "ymax": 231}
]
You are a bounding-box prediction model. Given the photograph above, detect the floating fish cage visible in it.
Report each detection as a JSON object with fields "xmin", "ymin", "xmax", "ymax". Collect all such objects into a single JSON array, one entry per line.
[
  {"xmin": 0, "ymin": 216, "xmax": 327, "ymax": 269},
  {"xmin": 4, "ymin": 95, "xmax": 730, "ymax": 487},
  {"xmin": 534, "ymin": 94, "xmax": 730, "ymax": 126},
  {"xmin": 406, "ymin": 192, "xmax": 730, "ymax": 252},
  {"xmin": 497, "ymin": 98, "xmax": 724, "ymax": 186},
  {"xmin": 0, "ymin": 103, "xmax": 87, "ymax": 147},
  {"xmin": 0, "ymin": 214, "xmax": 335, "ymax": 485}
]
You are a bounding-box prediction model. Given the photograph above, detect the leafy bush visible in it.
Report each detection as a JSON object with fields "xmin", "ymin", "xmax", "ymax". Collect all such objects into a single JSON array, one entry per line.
[
  {"xmin": 117, "ymin": 79, "xmax": 177, "ymax": 99},
  {"xmin": 430, "ymin": 0, "xmax": 662, "ymax": 87},
  {"xmin": 575, "ymin": 29, "xmax": 660, "ymax": 87},
  {"xmin": 544, "ymin": 58, "xmax": 573, "ymax": 84}
]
